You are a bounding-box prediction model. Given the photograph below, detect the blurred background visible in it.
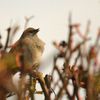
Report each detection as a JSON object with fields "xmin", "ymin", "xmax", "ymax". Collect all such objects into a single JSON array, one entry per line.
[{"xmin": 0, "ymin": 0, "xmax": 100, "ymax": 100}]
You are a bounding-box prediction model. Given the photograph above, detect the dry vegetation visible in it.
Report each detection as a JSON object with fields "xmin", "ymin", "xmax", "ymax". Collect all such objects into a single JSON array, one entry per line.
[
  {"xmin": 0, "ymin": 14, "xmax": 100, "ymax": 100},
  {"xmin": 51, "ymin": 14, "xmax": 100, "ymax": 100}
]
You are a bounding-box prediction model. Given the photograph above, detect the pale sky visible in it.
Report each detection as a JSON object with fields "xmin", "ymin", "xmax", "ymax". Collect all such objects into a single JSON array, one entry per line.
[
  {"xmin": 0, "ymin": 0, "xmax": 100, "ymax": 99},
  {"xmin": 0, "ymin": 0, "xmax": 100, "ymax": 42}
]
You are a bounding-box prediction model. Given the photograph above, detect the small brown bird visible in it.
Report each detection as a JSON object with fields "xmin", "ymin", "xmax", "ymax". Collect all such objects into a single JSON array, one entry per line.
[
  {"xmin": 10, "ymin": 27, "xmax": 45, "ymax": 71},
  {"xmin": 0, "ymin": 27, "xmax": 45, "ymax": 100}
]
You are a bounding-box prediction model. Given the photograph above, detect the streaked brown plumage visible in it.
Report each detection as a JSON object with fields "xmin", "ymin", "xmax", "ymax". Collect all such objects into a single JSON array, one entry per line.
[
  {"xmin": 10, "ymin": 27, "xmax": 45, "ymax": 71},
  {"xmin": 0, "ymin": 27, "xmax": 45, "ymax": 100}
]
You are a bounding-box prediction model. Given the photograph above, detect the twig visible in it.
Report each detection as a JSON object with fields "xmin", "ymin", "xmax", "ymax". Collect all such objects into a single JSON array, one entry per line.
[{"xmin": 4, "ymin": 27, "xmax": 11, "ymax": 50}]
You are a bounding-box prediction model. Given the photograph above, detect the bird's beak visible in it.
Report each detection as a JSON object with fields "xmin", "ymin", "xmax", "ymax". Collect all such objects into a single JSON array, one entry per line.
[
  {"xmin": 36, "ymin": 28, "xmax": 40, "ymax": 33},
  {"xmin": 33, "ymin": 28, "xmax": 40, "ymax": 35}
]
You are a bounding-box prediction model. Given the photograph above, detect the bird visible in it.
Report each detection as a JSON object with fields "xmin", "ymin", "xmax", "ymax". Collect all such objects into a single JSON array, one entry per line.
[
  {"xmin": 10, "ymin": 27, "xmax": 45, "ymax": 71},
  {"xmin": 0, "ymin": 27, "xmax": 45, "ymax": 100}
]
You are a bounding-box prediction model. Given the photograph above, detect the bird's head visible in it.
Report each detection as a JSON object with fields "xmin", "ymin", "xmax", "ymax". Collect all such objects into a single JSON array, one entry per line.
[{"xmin": 21, "ymin": 27, "xmax": 39, "ymax": 38}]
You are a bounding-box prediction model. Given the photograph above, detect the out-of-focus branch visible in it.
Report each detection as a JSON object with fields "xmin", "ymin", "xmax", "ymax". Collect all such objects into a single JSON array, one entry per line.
[
  {"xmin": 24, "ymin": 16, "xmax": 34, "ymax": 29},
  {"xmin": 4, "ymin": 27, "xmax": 11, "ymax": 50}
]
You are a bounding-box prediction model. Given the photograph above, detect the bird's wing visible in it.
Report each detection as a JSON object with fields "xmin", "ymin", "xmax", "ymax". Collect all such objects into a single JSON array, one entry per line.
[{"xmin": 9, "ymin": 40, "xmax": 20, "ymax": 53}]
